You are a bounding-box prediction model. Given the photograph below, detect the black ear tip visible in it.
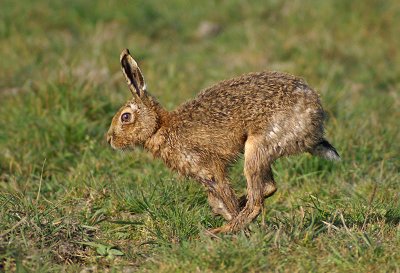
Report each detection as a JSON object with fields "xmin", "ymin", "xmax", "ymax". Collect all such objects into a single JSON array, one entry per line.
[{"xmin": 120, "ymin": 48, "xmax": 131, "ymax": 62}]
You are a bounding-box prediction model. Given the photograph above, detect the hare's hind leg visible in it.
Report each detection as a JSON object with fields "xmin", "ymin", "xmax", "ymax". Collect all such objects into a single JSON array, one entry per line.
[
  {"xmin": 211, "ymin": 136, "xmax": 276, "ymax": 234},
  {"xmin": 239, "ymin": 178, "xmax": 277, "ymax": 208}
]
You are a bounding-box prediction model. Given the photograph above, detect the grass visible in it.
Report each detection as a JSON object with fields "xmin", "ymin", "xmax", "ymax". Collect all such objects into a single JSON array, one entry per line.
[{"xmin": 0, "ymin": 0, "xmax": 399, "ymax": 272}]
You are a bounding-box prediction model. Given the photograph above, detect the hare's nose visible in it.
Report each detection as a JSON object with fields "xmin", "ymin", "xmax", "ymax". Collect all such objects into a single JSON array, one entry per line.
[{"xmin": 106, "ymin": 132, "xmax": 112, "ymax": 144}]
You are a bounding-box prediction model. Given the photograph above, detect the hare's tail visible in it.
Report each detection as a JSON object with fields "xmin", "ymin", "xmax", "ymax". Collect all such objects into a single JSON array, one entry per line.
[{"xmin": 311, "ymin": 139, "xmax": 341, "ymax": 161}]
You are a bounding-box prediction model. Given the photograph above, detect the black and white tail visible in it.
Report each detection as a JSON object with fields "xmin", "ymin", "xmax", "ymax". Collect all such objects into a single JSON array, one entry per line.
[{"xmin": 311, "ymin": 139, "xmax": 341, "ymax": 161}]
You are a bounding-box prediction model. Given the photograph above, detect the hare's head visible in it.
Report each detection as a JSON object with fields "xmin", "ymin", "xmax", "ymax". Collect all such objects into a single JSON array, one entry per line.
[{"xmin": 107, "ymin": 49, "xmax": 159, "ymax": 150}]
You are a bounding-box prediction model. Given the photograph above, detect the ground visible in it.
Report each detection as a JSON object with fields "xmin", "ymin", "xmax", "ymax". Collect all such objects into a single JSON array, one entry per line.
[{"xmin": 0, "ymin": 0, "xmax": 399, "ymax": 272}]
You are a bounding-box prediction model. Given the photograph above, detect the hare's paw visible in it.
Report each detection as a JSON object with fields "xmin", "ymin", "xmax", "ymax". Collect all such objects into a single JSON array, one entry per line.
[{"xmin": 207, "ymin": 223, "xmax": 234, "ymax": 234}]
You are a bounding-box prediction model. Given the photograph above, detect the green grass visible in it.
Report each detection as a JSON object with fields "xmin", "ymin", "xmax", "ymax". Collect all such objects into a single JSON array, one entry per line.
[{"xmin": 1, "ymin": 0, "xmax": 399, "ymax": 272}]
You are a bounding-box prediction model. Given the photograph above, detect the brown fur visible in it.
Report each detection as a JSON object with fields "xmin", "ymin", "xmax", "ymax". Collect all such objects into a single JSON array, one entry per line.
[{"xmin": 107, "ymin": 49, "xmax": 340, "ymax": 234}]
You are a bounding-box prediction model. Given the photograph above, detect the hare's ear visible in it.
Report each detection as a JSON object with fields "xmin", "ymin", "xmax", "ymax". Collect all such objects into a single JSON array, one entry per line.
[{"xmin": 120, "ymin": 49, "xmax": 147, "ymax": 98}]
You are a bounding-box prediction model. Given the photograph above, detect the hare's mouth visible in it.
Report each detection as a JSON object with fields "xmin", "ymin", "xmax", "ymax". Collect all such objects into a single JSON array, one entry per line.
[
  {"xmin": 107, "ymin": 135, "xmax": 118, "ymax": 150},
  {"xmin": 107, "ymin": 136, "xmax": 112, "ymax": 144},
  {"xmin": 109, "ymin": 143, "xmax": 116, "ymax": 150},
  {"xmin": 107, "ymin": 137, "xmax": 132, "ymax": 152}
]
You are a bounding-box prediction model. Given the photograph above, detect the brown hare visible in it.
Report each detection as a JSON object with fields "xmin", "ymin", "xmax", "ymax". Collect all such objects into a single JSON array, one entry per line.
[{"xmin": 107, "ymin": 49, "xmax": 340, "ymax": 234}]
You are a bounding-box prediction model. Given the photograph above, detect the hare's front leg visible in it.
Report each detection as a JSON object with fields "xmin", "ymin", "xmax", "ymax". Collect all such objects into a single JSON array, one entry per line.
[
  {"xmin": 199, "ymin": 177, "xmax": 240, "ymax": 221},
  {"xmin": 211, "ymin": 136, "xmax": 276, "ymax": 234}
]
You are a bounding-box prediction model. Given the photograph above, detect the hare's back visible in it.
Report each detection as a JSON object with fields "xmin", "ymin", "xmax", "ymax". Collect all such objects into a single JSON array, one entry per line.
[{"xmin": 175, "ymin": 71, "xmax": 322, "ymax": 126}]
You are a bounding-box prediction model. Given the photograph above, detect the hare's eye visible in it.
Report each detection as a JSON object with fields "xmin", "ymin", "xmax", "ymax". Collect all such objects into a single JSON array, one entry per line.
[{"xmin": 121, "ymin": 112, "xmax": 132, "ymax": 123}]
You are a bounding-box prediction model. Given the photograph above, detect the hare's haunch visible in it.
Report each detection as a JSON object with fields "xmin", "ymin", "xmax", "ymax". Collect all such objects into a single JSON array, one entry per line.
[{"xmin": 107, "ymin": 49, "xmax": 340, "ymax": 234}]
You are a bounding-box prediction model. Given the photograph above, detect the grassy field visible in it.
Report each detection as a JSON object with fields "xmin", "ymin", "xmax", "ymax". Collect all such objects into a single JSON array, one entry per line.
[{"xmin": 1, "ymin": 0, "xmax": 399, "ymax": 272}]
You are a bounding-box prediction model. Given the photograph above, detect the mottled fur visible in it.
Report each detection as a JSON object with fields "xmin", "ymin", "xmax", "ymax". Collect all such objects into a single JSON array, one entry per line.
[{"xmin": 107, "ymin": 49, "xmax": 340, "ymax": 234}]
